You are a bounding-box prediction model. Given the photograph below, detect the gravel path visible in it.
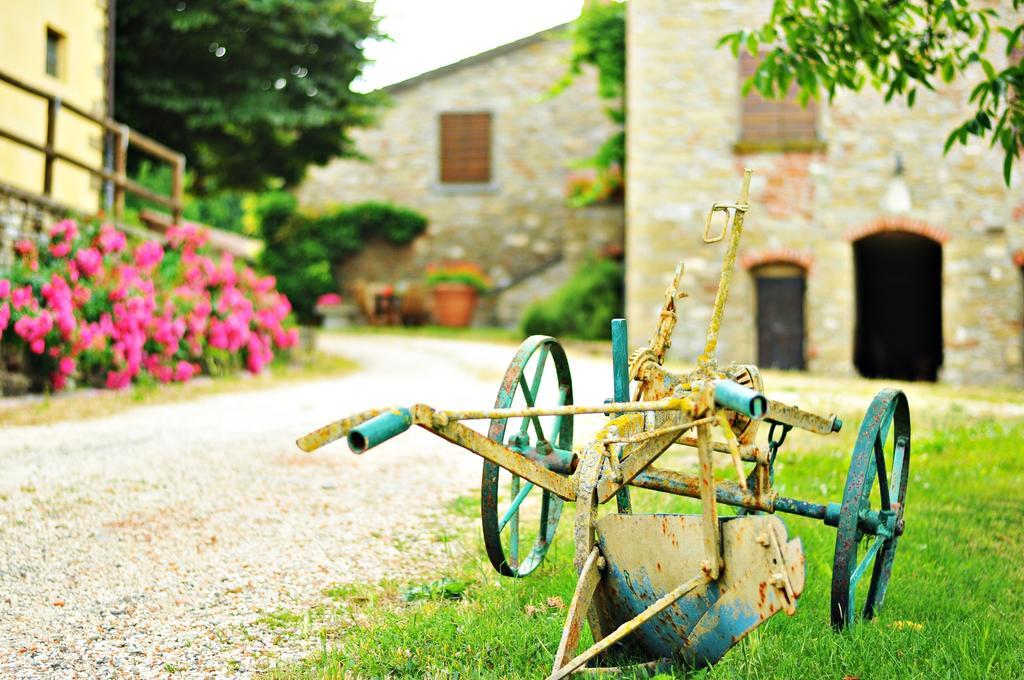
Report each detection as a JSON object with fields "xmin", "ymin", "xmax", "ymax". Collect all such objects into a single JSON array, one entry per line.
[{"xmin": 0, "ymin": 335, "xmax": 612, "ymax": 679}]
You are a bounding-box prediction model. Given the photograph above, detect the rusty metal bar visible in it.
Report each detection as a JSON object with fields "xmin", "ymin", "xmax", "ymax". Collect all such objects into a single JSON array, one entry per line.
[
  {"xmin": 552, "ymin": 547, "xmax": 603, "ymax": 672},
  {"xmin": 413, "ymin": 404, "xmax": 576, "ymax": 500},
  {"xmin": 443, "ymin": 397, "xmax": 691, "ymax": 422},
  {"xmin": 296, "ymin": 407, "xmax": 397, "ymax": 452},
  {"xmin": 675, "ymin": 436, "xmax": 768, "ymax": 463},
  {"xmin": 602, "ymin": 416, "xmax": 713, "ymax": 445},
  {"xmin": 629, "ymin": 466, "xmax": 774, "ymax": 512},
  {"xmin": 696, "ymin": 423, "xmax": 720, "ymax": 578},
  {"xmin": 765, "ymin": 400, "xmax": 841, "ymax": 435},
  {"xmin": 698, "ymin": 169, "xmax": 751, "ymax": 368},
  {"xmin": 596, "ymin": 410, "xmax": 691, "ymax": 503}
]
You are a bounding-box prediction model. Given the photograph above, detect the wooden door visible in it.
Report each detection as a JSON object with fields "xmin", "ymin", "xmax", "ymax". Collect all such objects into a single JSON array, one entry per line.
[{"xmin": 755, "ymin": 267, "xmax": 806, "ymax": 370}]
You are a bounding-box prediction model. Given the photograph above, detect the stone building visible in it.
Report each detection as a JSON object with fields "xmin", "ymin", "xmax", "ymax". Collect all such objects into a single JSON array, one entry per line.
[
  {"xmin": 626, "ymin": 0, "xmax": 1024, "ymax": 386},
  {"xmin": 296, "ymin": 26, "xmax": 624, "ymax": 326}
]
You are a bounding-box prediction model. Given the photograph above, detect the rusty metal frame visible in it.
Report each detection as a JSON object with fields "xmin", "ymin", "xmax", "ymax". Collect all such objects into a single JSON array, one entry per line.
[{"xmin": 297, "ymin": 169, "xmax": 911, "ymax": 677}]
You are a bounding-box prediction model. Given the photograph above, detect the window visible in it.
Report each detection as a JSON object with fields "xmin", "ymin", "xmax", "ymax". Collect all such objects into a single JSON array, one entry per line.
[
  {"xmin": 739, "ymin": 52, "xmax": 817, "ymax": 146},
  {"xmin": 45, "ymin": 27, "xmax": 64, "ymax": 78},
  {"xmin": 439, "ymin": 112, "xmax": 492, "ymax": 184}
]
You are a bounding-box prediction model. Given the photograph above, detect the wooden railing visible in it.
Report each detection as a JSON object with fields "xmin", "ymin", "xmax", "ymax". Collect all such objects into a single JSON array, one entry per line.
[{"xmin": 0, "ymin": 69, "xmax": 184, "ymax": 224}]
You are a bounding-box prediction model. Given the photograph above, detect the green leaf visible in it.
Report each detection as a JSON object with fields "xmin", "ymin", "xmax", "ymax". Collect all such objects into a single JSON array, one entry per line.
[
  {"xmin": 943, "ymin": 128, "xmax": 960, "ymax": 154},
  {"xmin": 1003, "ymin": 151, "xmax": 1013, "ymax": 185},
  {"xmin": 746, "ymin": 33, "xmax": 760, "ymax": 56},
  {"xmin": 907, "ymin": 87, "xmax": 917, "ymax": 107},
  {"xmin": 981, "ymin": 59, "xmax": 997, "ymax": 81},
  {"xmin": 942, "ymin": 61, "xmax": 956, "ymax": 83}
]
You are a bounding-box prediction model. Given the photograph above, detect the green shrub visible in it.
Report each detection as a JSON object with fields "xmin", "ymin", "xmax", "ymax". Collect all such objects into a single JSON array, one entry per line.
[
  {"xmin": 520, "ymin": 259, "xmax": 624, "ymax": 341},
  {"xmin": 255, "ymin": 195, "xmax": 428, "ymax": 323},
  {"xmin": 124, "ymin": 159, "xmax": 250, "ymax": 234}
]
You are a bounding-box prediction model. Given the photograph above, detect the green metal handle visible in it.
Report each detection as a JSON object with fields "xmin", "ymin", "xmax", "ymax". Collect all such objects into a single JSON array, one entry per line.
[
  {"xmin": 347, "ymin": 408, "xmax": 412, "ymax": 453},
  {"xmin": 712, "ymin": 380, "xmax": 766, "ymax": 419}
]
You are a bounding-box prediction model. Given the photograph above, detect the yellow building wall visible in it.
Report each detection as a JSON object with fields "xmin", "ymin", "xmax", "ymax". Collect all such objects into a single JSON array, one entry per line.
[{"xmin": 0, "ymin": 0, "xmax": 109, "ymax": 213}]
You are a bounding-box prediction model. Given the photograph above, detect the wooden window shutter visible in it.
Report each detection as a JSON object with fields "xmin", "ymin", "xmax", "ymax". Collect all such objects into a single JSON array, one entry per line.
[
  {"xmin": 739, "ymin": 52, "xmax": 817, "ymax": 144},
  {"xmin": 440, "ymin": 112, "xmax": 492, "ymax": 183}
]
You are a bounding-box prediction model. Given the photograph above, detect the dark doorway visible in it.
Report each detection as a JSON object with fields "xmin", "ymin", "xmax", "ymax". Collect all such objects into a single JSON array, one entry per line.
[
  {"xmin": 854, "ymin": 232, "xmax": 943, "ymax": 381},
  {"xmin": 754, "ymin": 264, "xmax": 806, "ymax": 370}
]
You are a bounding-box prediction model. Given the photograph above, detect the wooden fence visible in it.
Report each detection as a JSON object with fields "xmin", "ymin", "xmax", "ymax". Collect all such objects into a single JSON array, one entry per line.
[{"xmin": 0, "ymin": 69, "xmax": 184, "ymax": 224}]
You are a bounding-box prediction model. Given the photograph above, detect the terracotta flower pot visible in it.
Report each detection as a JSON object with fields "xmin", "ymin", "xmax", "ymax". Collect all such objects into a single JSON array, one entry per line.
[{"xmin": 432, "ymin": 283, "xmax": 479, "ymax": 327}]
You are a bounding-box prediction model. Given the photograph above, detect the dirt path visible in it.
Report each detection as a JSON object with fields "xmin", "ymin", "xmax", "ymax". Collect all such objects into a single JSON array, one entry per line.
[{"xmin": 0, "ymin": 334, "xmax": 612, "ymax": 678}]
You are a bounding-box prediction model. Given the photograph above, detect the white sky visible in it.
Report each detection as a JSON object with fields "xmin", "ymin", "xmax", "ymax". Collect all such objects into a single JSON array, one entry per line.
[{"xmin": 357, "ymin": 0, "xmax": 584, "ymax": 91}]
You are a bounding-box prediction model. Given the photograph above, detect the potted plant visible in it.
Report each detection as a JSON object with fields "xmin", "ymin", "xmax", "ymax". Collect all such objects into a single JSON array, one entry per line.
[
  {"xmin": 425, "ymin": 262, "xmax": 492, "ymax": 327},
  {"xmin": 314, "ymin": 292, "xmax": 357, "ymax": 330}
]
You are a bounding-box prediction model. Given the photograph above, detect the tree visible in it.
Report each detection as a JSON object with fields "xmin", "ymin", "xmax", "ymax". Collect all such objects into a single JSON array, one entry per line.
[
  {"xmin": 115, "ymin": 0, "xmax": 383, "ymax": 193},
  {"xmin": 719, "ymin": 1, "xmax": 1024, "ymax": 184}
]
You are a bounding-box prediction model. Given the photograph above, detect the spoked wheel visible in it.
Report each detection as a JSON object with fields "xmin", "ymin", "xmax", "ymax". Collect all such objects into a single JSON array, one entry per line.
[
  {"xmin": 831, "ymin": 388, "xmax": 911, "ymax": 629},
  {"xmin": 482, "ymin": 336, "xmax": 574, "ymax": 577}
]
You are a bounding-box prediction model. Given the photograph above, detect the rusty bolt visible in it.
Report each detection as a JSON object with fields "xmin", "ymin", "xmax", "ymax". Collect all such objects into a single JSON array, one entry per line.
[{"xmin": 896, "ymin": 518, "xmax": 905, "ymax": 536}]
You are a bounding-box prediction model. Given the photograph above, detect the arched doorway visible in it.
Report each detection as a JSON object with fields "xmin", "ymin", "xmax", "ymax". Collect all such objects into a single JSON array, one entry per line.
[
  {"xmin": 753, "ymin": 263, "xmax": 806, "ymax": 370},
  {"xmin": 853, "ymin": 231, "xmax": 943, "ymax": 381}
]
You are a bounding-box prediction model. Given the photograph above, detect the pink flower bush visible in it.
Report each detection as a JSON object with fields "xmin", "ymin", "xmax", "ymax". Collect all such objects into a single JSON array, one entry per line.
[{"xmin": 0, "ymin": 220, "xmax": 299, "ymax": 392}]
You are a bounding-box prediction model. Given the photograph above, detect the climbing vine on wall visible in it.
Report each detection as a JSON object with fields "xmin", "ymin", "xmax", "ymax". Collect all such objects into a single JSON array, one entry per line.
[
  {"xmin": 255, "ymin": 194, "xmax": 428, "ymax": 323},
  {"xmin": 552, "ymin": 1, "xmax": 626, "ymax": 207}
]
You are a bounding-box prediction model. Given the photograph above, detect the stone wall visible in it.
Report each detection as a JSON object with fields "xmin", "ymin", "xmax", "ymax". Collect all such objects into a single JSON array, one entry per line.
[
  {"xmin": 0, "ymin": 183, "xmax": 64, "ymax": 267},
  {"xmin": 297, "ymin": 29, "xmax": 624, "ymax": 327},
  {"xmin": 627, "ymin": 0, "xmax": 1024, "ymax": 386}
]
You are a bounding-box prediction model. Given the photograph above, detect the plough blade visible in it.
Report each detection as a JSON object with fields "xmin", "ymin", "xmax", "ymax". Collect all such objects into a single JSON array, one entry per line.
[{"xmin": 591, "ymin": 514, "xmax": 804, "ymax": 668}]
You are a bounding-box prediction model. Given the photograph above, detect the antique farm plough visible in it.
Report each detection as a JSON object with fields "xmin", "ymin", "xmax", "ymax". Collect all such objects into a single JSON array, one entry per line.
[{"xmin": 297, "ymin": 170, "xmax": 911, "ymax": 677}]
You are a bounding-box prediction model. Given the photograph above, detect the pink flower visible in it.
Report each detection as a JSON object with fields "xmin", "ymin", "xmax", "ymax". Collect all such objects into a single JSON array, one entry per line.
[
  {"xmin": 49, "ymin": 241, "xmax": 71, "ymax": 258},
  {"xmin": 49, "ymin": 219, "xmax": 78, "ymax": 241},
  {"xmin": 316, "ymin": 293, "xmax": 343, "ymax": 307},
  {"xmin": 173, "ymin": 361, "xmax": 197, "ymax": 382},
  {"xmin": 75, "ymin": 248, "xmax": 103, "ymax": 277},
  {"xmin": 167, "ymin": 223, "xmax": 209, "ymax": 251},
  {"xmin": 105, "ymin": 370, "xmax": 132, "ymax": 390},
  {"xmin": 29, "ymin": 338, "xmax": 45, "ymax": 354},
  {"xmin": 59, "ymin": 356, "xmax": 75, "ymax": 375},
  {"xmin": 14, "ymin": 239, "xmax": 36, "ymax": 257},
  {"xmin": 97, "ymin": 224, "xmax": 127, "ymax": 254},
  {"xmin": 12, "ymin": 286, "xmax": 35, "ymax": 310},
  {"xmin": 51, "ymin": 372, "xmax": 67, "ymax": 391},
  {"xmin": 134, "ymin": 241, "xmax": 164, "ymax": 269},
  {"xmin": 0, "ymin": 280, "xmax": 9, "ymax": 298}
]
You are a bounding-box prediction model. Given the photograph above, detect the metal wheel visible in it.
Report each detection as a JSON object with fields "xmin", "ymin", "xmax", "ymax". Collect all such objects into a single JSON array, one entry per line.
[
  {"xmin": 831, "ymin": 389, "xmax": 910, "ymax": 629},
  {"xmin": 482, "ymin": 336, "xmax": 573, "ymax": 577}
]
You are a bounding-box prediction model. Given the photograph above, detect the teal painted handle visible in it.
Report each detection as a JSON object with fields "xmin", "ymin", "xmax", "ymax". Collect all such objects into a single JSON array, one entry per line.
[
  {"xmin": 712, "ymin": 380, "xmax": 767, "ymax": 419},
  {"xmin": 347, "ymin": 408, "xmax": 412, "ymax": 453}
]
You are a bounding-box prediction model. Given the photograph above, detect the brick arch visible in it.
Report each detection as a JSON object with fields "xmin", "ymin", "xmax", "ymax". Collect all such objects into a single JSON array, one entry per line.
[
  {"xmin": 740, "ymin": 247, "xmax": 813, "ymax": 271},
  {"xmin": 845, "ymin": 216, "xmax": 951, "ymax": 244}
]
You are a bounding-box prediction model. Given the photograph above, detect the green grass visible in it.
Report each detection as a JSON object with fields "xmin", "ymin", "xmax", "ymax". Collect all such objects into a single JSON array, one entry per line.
[{"xmin": 264, "ymin": 415, "xmax": 1024, "ymax": 679}]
